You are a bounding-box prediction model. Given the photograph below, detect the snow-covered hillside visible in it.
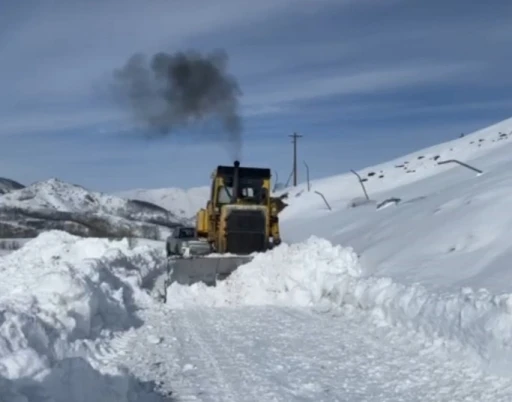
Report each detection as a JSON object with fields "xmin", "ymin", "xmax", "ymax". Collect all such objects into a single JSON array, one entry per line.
[
  {"xmin": 277, "ymin": 117, "xmax": 512, "ymax": 294},
  {"xmin": 116, "ymin": 186, "xmax": 210, "ymax": 221},
  {"xmin": 0, "ymin": 177, "xmax": 24, "ymax": 195},
  {"xmin": 0, "ymin": 178, "xmax": 185, "ymax": 239}
]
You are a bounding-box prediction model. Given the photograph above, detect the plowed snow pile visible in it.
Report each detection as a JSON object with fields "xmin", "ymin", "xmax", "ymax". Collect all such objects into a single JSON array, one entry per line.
[
  {"xmin": 166, "ymin": 237, "xmax": 361, "ymax": 309},
  {"xmin": 0, "ymin": 231, "xmax": 167, "ymax": 402},
  {"xmin": 167, "ymin": 236, "xmax": 512, "ymax": 374}
]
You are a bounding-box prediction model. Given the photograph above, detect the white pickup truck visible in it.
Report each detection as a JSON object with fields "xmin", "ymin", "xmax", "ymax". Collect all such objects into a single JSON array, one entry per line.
[{"xmin": 165, "ymin": 226, "xmax": 211, "ymax": 257}]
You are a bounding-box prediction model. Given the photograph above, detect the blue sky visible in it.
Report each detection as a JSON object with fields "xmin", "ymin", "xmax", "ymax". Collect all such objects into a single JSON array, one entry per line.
[{"xmin": 1, "ymin": 0, "xmax": 511, "ymax": 192}]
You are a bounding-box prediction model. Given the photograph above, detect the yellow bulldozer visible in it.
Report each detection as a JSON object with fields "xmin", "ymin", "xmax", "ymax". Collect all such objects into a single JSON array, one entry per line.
[{"xmin": 166, "ymin": 160, "xmax": 287, "ymax": 286}]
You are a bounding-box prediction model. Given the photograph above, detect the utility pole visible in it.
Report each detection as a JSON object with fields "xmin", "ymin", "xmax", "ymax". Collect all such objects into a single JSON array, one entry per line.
[{"xmin": 289, "ymin": 132, "xmax": 302, "ymax": 186}]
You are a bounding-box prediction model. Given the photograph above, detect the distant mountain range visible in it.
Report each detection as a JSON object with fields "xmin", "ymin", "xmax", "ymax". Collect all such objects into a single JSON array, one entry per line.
[
  {"xmin": 115, "ymin": 186, "xmax": 210, "ymax": 222},
  {"xmin": 0, "ymin": 178, "xmax": 191, "ymax": 240}
]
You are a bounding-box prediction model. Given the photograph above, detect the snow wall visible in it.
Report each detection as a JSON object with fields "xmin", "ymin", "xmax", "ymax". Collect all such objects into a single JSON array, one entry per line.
[{"xmin": 0, "ymin": 231, "xmax": 169, "ymax": 402}]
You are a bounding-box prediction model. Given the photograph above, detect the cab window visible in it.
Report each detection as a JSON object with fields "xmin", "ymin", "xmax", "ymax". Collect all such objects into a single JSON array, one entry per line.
[{"xmin": 217, "ymin": 186, "xmax": 232, "ymax": 204}]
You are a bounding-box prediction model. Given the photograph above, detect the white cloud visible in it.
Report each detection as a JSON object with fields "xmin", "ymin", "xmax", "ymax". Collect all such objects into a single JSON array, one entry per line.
[
  {"xmin": 0, "ymin": 0, "xmax": 347, "ymax": 100},
  {"xmin": 0, "ymin": 109, "xmax": 126, "ymax": 137},
  {"xmin": 243, "ymin": 62, "xmax": 483, "ymax": 107}
]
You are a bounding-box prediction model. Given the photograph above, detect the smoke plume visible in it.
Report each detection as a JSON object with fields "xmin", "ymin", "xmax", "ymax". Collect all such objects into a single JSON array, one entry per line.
[{"xmin": 112, "ymin": 49, "xmax": 242, "ymax": 158}]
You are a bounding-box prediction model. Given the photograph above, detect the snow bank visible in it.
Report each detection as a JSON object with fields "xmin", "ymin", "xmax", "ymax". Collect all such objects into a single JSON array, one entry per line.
[
  {"xmin": 0, "ymin": 231, "xmax": 168, "ymax": 401},
  {"xmin": 167, "ymin": 236, "xmax": 512, "ymax": 375},
  {"xmin": 167, "ymin": 237, "xmax": 362, "ymax": 309}
]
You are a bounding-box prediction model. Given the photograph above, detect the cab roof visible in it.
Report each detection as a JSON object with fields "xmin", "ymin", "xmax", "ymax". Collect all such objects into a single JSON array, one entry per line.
[{"xmin": 216, "ymin": 165, "xmax": 271, "ymax": 179}]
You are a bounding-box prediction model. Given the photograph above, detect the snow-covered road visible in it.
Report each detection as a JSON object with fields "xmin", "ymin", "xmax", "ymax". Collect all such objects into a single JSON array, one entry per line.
[
  {"xmin": 5, "ymin": 233, "xmax": 512, "ymax": 401},
  {"xmin": 106, "ymin": 299, "xmax": 512, "ymax": 402}
]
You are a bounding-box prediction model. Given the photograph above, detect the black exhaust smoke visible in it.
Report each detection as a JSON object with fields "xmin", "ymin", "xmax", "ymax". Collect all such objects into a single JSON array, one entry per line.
[{"xmin": 111, "ymin": 49, "xmax": 242, "ymax": 159}]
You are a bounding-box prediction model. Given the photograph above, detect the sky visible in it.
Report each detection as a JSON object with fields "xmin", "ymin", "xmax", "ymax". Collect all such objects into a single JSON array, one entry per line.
[{"xmin": 0, "ymin": 0, "xmax": 511, "ymax": 192}]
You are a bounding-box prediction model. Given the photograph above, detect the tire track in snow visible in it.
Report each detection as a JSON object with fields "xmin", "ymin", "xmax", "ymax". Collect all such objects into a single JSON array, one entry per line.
[
  {"xmin": 225, "ymin": 306, "xmax": 346, "ymax": 400},
  {"xmin": 170, "ymin": 308, "xmax": 239, "ymax": 402},
  {"xmin": 175, "ymin": 306, "xmax": 512, "ymax": 401},
  {"xmin": 174, "ymin": 306, "xmax": 348, "ymax": 401},
  {"xmin": 180, "ymin": 307, "xmax": 289, "ymax": 402}
]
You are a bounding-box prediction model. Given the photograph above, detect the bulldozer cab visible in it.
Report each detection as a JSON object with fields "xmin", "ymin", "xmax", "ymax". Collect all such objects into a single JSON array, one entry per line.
[{"xmin": 213, "ymin": 163, "xmax": 270, "ymax": 207}]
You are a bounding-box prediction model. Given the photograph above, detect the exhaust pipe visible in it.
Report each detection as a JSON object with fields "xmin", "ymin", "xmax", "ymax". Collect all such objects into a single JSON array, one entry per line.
[{"xmin": 231, "ymin": 160, "xmax": 240, "ymax": 203}]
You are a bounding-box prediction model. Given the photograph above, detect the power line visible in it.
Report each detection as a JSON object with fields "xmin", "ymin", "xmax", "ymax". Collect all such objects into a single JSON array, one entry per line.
[{"xmin": 289, "ymin": 132, "xmax": 303, "ymax": 186}]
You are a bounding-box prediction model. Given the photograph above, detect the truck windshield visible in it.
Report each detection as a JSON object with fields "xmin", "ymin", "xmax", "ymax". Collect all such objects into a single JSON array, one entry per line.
[{"xmin": 179, "ymin": 228, "xmax": 195, "ymax": 238}]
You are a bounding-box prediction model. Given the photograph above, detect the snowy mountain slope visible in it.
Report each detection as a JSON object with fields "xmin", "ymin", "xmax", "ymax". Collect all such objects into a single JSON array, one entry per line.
[
  {"xmin": 0, "ymin": 178, "xmax": 185, "ymax": 240},
  {"xmin": 279, "ymin": 117, "xmax": 512, "ymax": 294},
  {"xmin": 115, "ymin": 186, "xmax": 210, "ymax": 221},
  {"xmin": 0, "ymin": 177, "xmax": 24, "ymax": 195},
  {"xmin": 279, "ymin": 117, "xmax": 512, "ymax": 220},
  {"xmin": 1, "ymin": 178, "xmax": 157, "ymax": 215}
]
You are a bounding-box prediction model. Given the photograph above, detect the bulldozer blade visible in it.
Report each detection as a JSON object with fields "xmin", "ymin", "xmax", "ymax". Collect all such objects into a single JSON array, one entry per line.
[{"xmin": 167, "ymin": 256, "xmax": 253, "ymax": 287}]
